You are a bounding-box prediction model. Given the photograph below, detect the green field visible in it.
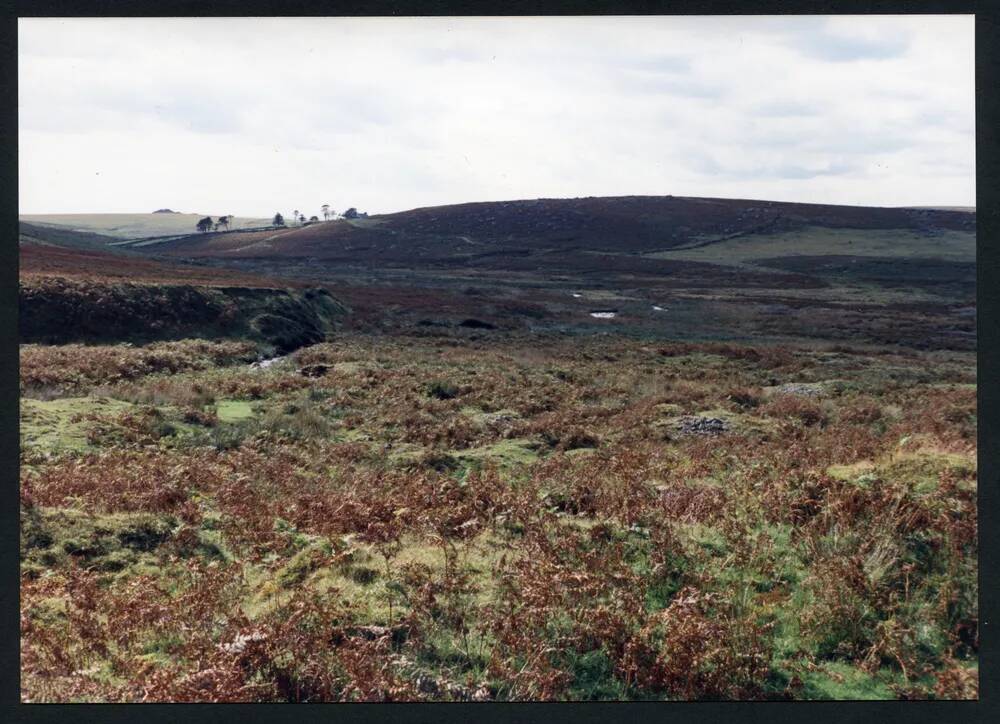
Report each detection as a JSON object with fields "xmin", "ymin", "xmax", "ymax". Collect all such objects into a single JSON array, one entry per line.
[
  {"xmin": 648, "ymin": 227, "xmax": 975, "ymax": 266},
  {"xmin": 20, "ymin": 213, "xmax": 274, "ymax": 240}
]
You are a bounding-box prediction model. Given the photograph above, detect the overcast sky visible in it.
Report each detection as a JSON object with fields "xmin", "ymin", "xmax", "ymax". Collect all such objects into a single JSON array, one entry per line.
[{"xmin": 19, "ymin": 15, "xmax": 974, "ymax": 217}]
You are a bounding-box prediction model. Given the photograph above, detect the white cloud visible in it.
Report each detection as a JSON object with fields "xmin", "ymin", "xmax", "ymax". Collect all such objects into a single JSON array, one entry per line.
[{"xmin": 18, "ymin": 15, "xmax": 974, "ymax": 216}]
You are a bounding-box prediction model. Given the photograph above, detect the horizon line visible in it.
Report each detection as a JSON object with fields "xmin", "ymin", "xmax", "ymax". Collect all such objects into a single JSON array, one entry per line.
[{"xmin": 18, "ymin": 192, "xmax": 979, "ymax": 219}]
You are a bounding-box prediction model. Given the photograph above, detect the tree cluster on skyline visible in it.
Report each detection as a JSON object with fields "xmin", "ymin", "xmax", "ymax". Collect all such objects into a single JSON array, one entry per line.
[
  {"xmin": 273, "ymin": 205, "xmax": 367, "ymax": 228},
  {"xmin": 198, "ymin": 205, "xmax": 368, "ymax": 233},
  {"xmin": 195, "ymin": 215, "xmax": 233, "ymax": 233}
]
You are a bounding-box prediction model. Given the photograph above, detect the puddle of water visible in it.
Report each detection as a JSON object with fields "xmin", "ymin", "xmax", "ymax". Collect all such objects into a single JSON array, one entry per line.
[{"xmin": 590, "ymin": 311, "xmax": 617, "ymax": 319}]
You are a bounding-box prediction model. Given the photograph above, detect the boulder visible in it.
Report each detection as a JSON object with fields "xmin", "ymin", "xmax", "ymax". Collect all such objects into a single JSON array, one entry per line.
[{"xmin": 675, "ymin": 416, "xmax": 729, "ymax": 436}]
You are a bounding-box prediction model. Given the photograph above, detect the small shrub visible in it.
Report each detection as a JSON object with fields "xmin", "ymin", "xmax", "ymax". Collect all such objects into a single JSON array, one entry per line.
[
  {"xmin": 762, "ymin": 395, "xmax": 828, "ymax": 427},
  {"xmin": 426, "ymin": 381, "xmax": 459, "ymax": 400},
  {"xmin": 727, "ymin": 388, "xmax": 761, "ymax": 410}
]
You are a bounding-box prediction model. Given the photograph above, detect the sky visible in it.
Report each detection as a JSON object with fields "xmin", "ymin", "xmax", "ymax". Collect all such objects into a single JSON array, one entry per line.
[{"xmin": 18, "ymin": 15, "xmax": 975, "ymax": 217}]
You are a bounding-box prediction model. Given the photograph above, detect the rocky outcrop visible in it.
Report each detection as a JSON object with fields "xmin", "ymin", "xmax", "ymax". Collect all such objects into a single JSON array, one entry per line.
[{"xmin": 675, "ymin": 416, "xmax": 729, "ymax": 435}]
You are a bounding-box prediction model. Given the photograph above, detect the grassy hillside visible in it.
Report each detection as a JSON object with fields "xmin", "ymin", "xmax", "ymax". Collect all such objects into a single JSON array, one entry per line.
[
  {"xmin": 648, "ymin": 227, "xmax": 974, "ymax": 265},
  {"xmin": 125, "ymin": 196, "xmax": 975, "ymax": 270},
  {"xmin": 649, "ymin": 226, "xmax": 975, "ymax": 298},
  {"xmin": 20, "ymin": 213, "xmax": 274, "ymax": 240},
  {"xmin": 20, "ymin": 221, "xmax": 124, "ymax": 251},
  {"xmin": 19, "ymin": 241, "xmax": 306, "ymax": 288},
  {"xmin": 370, "ymin": 195, "xmax": 974, "ymax": 253}
]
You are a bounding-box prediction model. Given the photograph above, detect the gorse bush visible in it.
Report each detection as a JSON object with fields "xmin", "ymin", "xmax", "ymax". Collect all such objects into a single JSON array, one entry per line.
[{"xmin": 426, "ymin": 380, "xmax": 460, "ymax": 400}]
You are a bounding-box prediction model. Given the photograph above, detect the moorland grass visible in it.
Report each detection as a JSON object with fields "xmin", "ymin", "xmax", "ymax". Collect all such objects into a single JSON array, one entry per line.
[{"xmin": 19, "ymin": 332, "xmax": 977, "ymax": 701}]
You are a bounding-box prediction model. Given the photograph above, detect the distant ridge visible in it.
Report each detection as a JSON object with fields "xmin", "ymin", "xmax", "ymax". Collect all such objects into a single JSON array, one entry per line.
[
  {"xmin": 901, "ymin": 206, "xmax": 975, "ymax": 213},
  {"xmin": 116, "ymin": 193, "xmax": 972, "ymax": 263},
  {"xmin": 23, "ymin": 196, "xmax": 976, "ymax": 281}
]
